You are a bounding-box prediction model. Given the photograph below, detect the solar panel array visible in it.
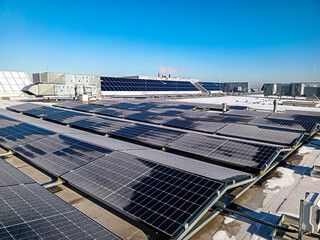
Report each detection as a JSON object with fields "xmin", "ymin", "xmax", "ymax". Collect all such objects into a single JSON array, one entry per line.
[
  {"xmin": 62, "ymin": 151, "xmax": 224, "ymax": 237},
  {"xmin": 2, "ymin": 112, "xmax": 254, "ymax": 238},
  {"xmin": 0, "ymin": 160, "xmax": 120, "ymax": 240},
  {"xmin": 9, "ymin": 104, "xmax": 281, "ymax": 171},
  {"xmin": 101, "ymin": 77, "xmax": 200, "ymax": 92}
]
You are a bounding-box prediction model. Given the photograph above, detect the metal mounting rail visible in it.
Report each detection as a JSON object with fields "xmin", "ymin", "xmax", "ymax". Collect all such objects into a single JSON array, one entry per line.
[
  {"xmin": 0, "ymin": 150, "xmax": 13, "ymax": 158},
  {"xmin": 41, "ymin": 177, "xmax": 65, "ymax": 189}
]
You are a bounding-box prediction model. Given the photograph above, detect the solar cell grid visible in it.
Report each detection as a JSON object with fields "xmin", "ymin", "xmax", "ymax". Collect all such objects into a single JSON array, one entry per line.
[
  {"xmin": 44, "ymin": 111, "xmax": 90, "ymax": 123},
  {"xmin": 72, "ymin": 103, "xmax": 106, "ymax": 113},
  {"xmin": 62, "ymin": 151, "xmax": 224, "ymax": 237},
  {"xmin": 6, "ymin": 103, "xmax": 42, "ymax": 113},
  {"xmin": 226, "ymin": 109, "xmax": 272, "ymax": 118},
  {"xmin": 167, "ymin": 132, "xmax": 279, "ymax": 171},
  {"xmin": 164, "ymin": 118, "xmax": 195, "ymax": 128},
  {"xmin": 268, "ymin": 112, "xmax": 320, "ymax": 123},
  {"xmin": 135, "ymin": 127, "xmax": 187, "ymax": 147},
  {"xmin": 249, "ymin": 117, "xmax": 316, "ymax": 132},
  {"xmin": 188, "ymin": 121, "xmax": 227, "ymax": 133},
  {"xmin": 217, "ymin": 123, "xmax": 303, "ymax": 146},
  {"xmin": 126, "ymin": 112, "xmax": 158, "ymax": 122},
  {"xmin": 70, "ymin": 116, "xmax": 132, "ymax": 133},
  {"xmin": 109, "ymin": 124, "xmax": 156, "ymax": 139},
  {"xmin": 101, "ymin": 77, "xmax": 199, "ymax": 92},
  {"xmin": 53, "ymin": 101, "xmax": 84, "ymax": 109},
  {"xmin": 0, "ymin": 184, "xmax": 120, "ymax": 240},
  {"xmin": 0, "ymin": 160, "xmax": 35, "ymax": 187},
  {"xmin": 0, "ymin": 122, "xmax": 55, "ymax": 149},
  {"xmin": 13, "ymin": 135, "xmax": 112, "ymax": 176}
]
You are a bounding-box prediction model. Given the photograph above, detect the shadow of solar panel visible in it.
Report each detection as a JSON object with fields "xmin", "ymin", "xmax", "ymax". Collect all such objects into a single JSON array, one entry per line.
[
  {"xmin": 165, "ymin": 118, "xmax": 195, "ymax": 128},
  {"xmin": 13, "ymin": 135, "xmax": 112, "ymax": 177},
  {"xmin": 217, "ymin": 123, "xmax": 302, "ymax": 146},
  {"xmin": 188, "ymin": 121, "xmax": 227, "ymax": 133},
  {"xmin": 226, "ymin": 109, "xmax": 272, "ymax": 118},
  {"xmin": 135, "ymin": 128, "xmax": 187, "ymax": 147},
  {"xmin": 0, "ymin": 184, "xmax": 120, "ymax": 239},
  {"xmin": 0, "ymin": 123, "xmax": 55, "ymax": 149},
  {"xmin": 70, "ymin": 116, "xmax": 132, "ymax": 133},
  {"xmin": 62, "ymin": 151, "xmax": 224, "ymax": 238},
  {"xmin": 249, "ymin": 117, "xmax": 316, "ymax": 132},
  {"xmin": 167, "ymin": 132, "xmax": 279, "ymax": 171},
  {"xmin": 110, "ymin": 124, "xmax": 156, "ymax": 139},
  {"xmin": 0, "ymin": 160, "xmax": 35, "ymax": 187}
]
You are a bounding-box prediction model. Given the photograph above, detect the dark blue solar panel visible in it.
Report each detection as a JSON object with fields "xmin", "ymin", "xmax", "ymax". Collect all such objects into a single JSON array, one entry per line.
[
  {"xmin": 198, "ymin": 82, "xmax": 223, "ymax": 91},
  {"xmin": 101, "ymin": 77, "xmax": 199, "ymax": 92}
]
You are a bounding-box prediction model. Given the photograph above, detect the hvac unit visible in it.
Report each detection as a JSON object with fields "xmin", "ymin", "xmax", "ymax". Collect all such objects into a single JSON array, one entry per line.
[
  {"xmin": 263, "ymin": 84, "xmax": 277, "ymax": 96},
  {"xmin": 291, "ymin": 83, "xmax": 305, "ymax": 97}
]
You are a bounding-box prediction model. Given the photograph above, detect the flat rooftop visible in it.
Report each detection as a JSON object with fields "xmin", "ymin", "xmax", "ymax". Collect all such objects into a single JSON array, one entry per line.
[{"xmin": 0, "ymin": 94, "xmax": 319, "ymax": 240}]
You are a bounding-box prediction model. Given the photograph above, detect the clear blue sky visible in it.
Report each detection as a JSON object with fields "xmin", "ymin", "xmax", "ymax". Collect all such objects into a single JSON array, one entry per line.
[{"xmin": 0, "ymin": 0, "xmax": 319, "ymax": 87}]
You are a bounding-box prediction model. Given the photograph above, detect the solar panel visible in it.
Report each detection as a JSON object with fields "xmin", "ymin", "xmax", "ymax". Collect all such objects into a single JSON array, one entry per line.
[
  {"xmin": 188, "ymin": 121, "xmax": 227, "ymax": 133},
  {"xmin": 126, "ymin": 112, "xmax": 158, "ymax": 122},
  {"xmin": 0, "ymin": 184, "xmax": 119, "ymax": 240},
  {"xmin": 166, "ymin": 133, "xmax": 279, "ymax": 171},
  {"xmin": 0, "ymin": 160, "xmax": 35, "ymax": 187},
  {"xmin": 13, "ymin": 135, "xmax": 112, "ymax": 177},
  {"xmin": 226, "ymin": 109, "xmax": 272, "ymax": 118},
  {"xmin": 44, "ymin": 111, "xmax": 91, "ymax": 124},
  {"xmin": 268, "ymin": 112, "xmax": 320, "ymax": 123},
  {"xmin": 53, "ymin": 101, "xmax": 84, "ymax": 109},
  {"xmin": 197, "ymin": 82, "xmax": 222, "ymax": 91},
  {"xmin": 109, "ymin": 124, "xmax": 156, "ymax": 139},
  {"xmin": 72, "ymin": 103, "xmax": 106, "ymax": 113},
  {"xmin": 6, "ymin": 103, "xmax": 42, "ymax": 113},
  {"xmin": 217, "ymin": 123, "xmax": 302, "ymax": 146},
  {"xmin": 70, "ymin": 116, "xmax": 132, "ymax": 134},
  {"xmin": 164, "ymin": 118, "xmax": 195, "ymax": 128},
  {"xmin": 135, "ymin": 127, "xmax": 187, "ymax": 147},
  {"xmin": 0, "ymin": 122, "xmax": 55, "ymax": 149},
  {"xmin": 62, "ymin": 151, "xmax": 224, "ymax": 238},
  {"xmin": 248, "ymin": 117, "xmax": 317, "ymax": 132},
  {"xmin": 96, "ymin": 107, "xmax": 125, "ymax": 117}
]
